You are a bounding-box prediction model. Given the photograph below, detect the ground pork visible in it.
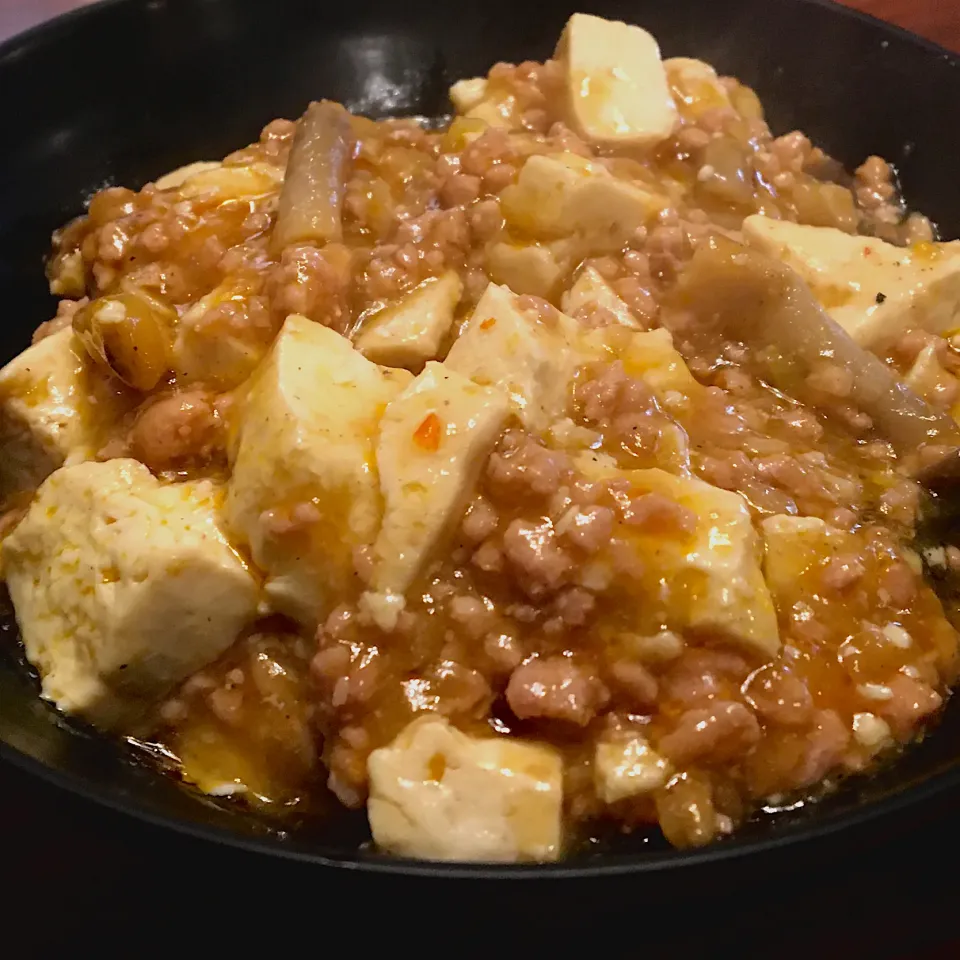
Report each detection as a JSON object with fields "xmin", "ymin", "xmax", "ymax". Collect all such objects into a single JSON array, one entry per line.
[
  {"xmin": 501, "ymin": 518, "xmax": 572, "ymax": 594},
  {"xmin": 266, "ymin": 242, "xmax": 352, "ymax": 332},
  {"xmin": 658, "ymin": 700, "xmax": 761, "ymax": 765},
  {"xmin": 506, "ymin": 656, "xmax": 608, "ymax": 726},
  {"xmin": 486, "ymin": 431, "xmax": 572, "ymax": 500},
  {"xmin": 129, "ymin": 389, "xmax": 221, "ymax": 470}
]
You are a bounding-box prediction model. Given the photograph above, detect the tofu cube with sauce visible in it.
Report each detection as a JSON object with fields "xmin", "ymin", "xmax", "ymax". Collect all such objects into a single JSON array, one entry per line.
[
  {"xmin": 905, "ymin": 343, "xmax": 960, "ymax": 407},
  {"xmin": 445, "ymin": 282, "xmax": 583, "ymax": 434},
  {"xmin": 500, "ymin": 153, "xmax": 665, "ymax": 251},
  {"xmin": 555, "ymin": 13, "xmax": 678, "ymax": 148},
  {"xmin": 0, "ymin": 329, "xmax": 126, "ymax": 497},
  {"xmin": 363, "ymin": 362, "xmax": 510, "ymax": 629},
  {"xmin": 579, "ymin": 456, "xmax": 780, "ymax": 660},
  {"xmin": 562, "ymin": 264, "xmax": 644, "ymax": 329},
  {"xmin": 742, "ymin": 216, "xmax": 960, "ymax": 348},
  {"xmin": 448, "ymin": 75, "xmax": 520, "ymax": 129},
  {"xmin": 367, "ymin": 715, "xmax": 564, "ymax": 862},
  {"xmin": 486, "ymin": 242, "xmax": 566, "ymax": 300},
  {"xmin": 595, "ymin": 735, "xmax": 672, "ymax": 804},
  {"xmin": 170, "ymin": 161, "xmax": 283, "ymax": 203},
  {"xmin": 579, "ymin": 324, "xmax": 702, "ymax": 407},
  {"xmin": 664, "ymin": 57, "xmax": 734, "ymax": 118},
  {"xmin": 173, "ymin": 276, "xmax": 272, "ymax": 389},
  {"xmin": 462, "ymin": 90, "xmax": 516, "ymax": 130},
  {"xmin": 2, "ymin": 459, "xmax": 259, "ymax": 730},
  {"xmin": 153, "ymin": 160, "xmax": 222, "ymax": 191},
  {"xmin": 226, "ymin": 315, "xmax": 409, "ymax": 624},
  {"xmin": 355, "ymin": 271, "xmax": 463, "ymax": 370},
  {"xmin": 761, "ymin": 514, "xmax": 853, "ymax": 599},
  {"xmin": 449, "ymin": 78, "xmax": 489, "ymax": 114}
]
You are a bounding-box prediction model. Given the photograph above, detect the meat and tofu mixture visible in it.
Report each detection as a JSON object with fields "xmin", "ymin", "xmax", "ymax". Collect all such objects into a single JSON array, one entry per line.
[{"xmin": 4, "ymin": 13, "xmax": 960, "ymax": 862}]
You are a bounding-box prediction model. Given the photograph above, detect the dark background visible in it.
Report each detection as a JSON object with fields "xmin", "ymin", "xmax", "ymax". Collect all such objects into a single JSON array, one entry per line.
[
  {"xmin": 2, "ymin": 1, "xmax": 960, "ymax": 955},
  {"xmin": 4, "ymin": 0, "xmax": 960, "ymax": 50},
  {"xmin": 5, "ymin": 752, "xmax": 960, "ymax": 956}
]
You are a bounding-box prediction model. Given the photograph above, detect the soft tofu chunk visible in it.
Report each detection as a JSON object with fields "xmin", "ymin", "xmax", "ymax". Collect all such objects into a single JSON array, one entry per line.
[
  {"xmin": 445, "ymin": 282, "xmax": 582, "ymax": 434},
  {"xmin": 664, "ymin": 57, "xmax": 733, "ymax": 118},
  {"xmin": 499, "ymin": 153, "xmax": 665, "ymax": 251},
  {"xmin": 173, "ymin": 161, "xmax": 283, "ymax": 202},
  {"xmin": 49, "ymin": 249, "xmax": 85, "ymax": 297},
  {"xmin": 364, "ymin": 362, "xmax": 509, "ymax": 629},
  {"xmin": 562, "ymin": 265, "xmax": 643, "ymax": 329},
  {"xmin": 449, "ymin": 75, "xmax": 523, "ymax": 129},
  {"xmin": 173, "ymin": 277, "xmax": 272, "ymax": 389},
  {"xmin": 904, "ymin": 343, "xmax": 959, "ymax": 407},
  {"xmin": 620, "ymin": 327, "xmax": 702, "ymax": 399},
  {"xmin": 450, "ymin": 76, "xmax": 529, "ymax": 130},
  {"xmin": 595, "ymin": 735, "xmax": 671, "ymax": 804},
  {"xmin": 451, "ymin": 80, "xmax": 516, "ymax": 129},
  {"xmin": 355, "ymin": 271, "xmax": 463, "ymax": 370},
  {"xmin": 555, "ymin": 13, "xmax": 677, "ymax": 148},
  {"xmin": 2, "ymin": 459, "xmax": 258, "ymax": 730},
  {"xmin": 486, "ymin": 242, "xmax": 565, "ymax": 299},
  {"xmin": 367, "ymin": 715, "xmax": 564, "ymax": 862},
  {"xmin": 449, "ymin": 77, "xmax": 489, "ymax": 114},
  {"xmin": 581, "ymin": 324, "xmax": 702, "ymax": 403},
  {"xmin": 465, "ymin": 99, "xmax": 516, "ymax": 130},
  {"xmin": 154, "ymin": 160, "xmax": 222, "ymax": 191},
  {"xmin": 0, "ymin": 329, "xmax": 125, "ymax": 497},
  {"xmin": 761, "ymin": 514, "xmax": 853, "ymax": 598},
  {"xmin": 742, "ymin": 216, "xmax": 960, "ymax": 347},
  {"xmin": 579, "ymin": 456, "xmax": 780, "ymax": 660},
  {"xmin": 226, "ymin": 315, "xmax": 409, "ymax": 624},
  {"xmin": 445, "ymin": 284, "xmax": 696, "ymax": 439}
]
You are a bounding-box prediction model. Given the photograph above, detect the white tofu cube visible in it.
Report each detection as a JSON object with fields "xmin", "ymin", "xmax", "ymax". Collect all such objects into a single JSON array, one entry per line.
[
  {"xmin": 580, "ymin": 324, "xmax": 702, "ymax": 402},
  {"xmin": 154, "ymin": 160, "xmax": 222, "ymax": 191},
  {"xmin": 579, "ymin": 457, "xmax": 780, "ymax": 660},
  {"xmin": 445, "ymin": 282, "xmax": 583, "ymax": 434},
  {"xmin": 500, "ymin": 153, "xmax": 665, "ymax": 252},
  {"xmin": 367, "ymin": 715, "xmax": 564, "ymax": 862},
  {"xmin": 2, "ymin": 459, "xmax": 259, "ymax": 730},
  {"xmin": 465, "ymin": 98, "xmax": 517, "ymax": 130},
  {"xmin": 449, "ymin": 77, "xmax": 489, "ymax": 114},
  {"xmin": 761, "ymin": 514, "xmax": 853, "ymax": 598},
  {"xmin": 173, "ymin": 161, "xmax": 283, "ymax": 202},
  {"xmin": 595, "ymin": 735, "xmax": 671, "ymax": 804},
  {"xmin": 49, "ymin": 250, "xmax": 85, "ymax": 298},
  {"xmin": 364, "ymin": 362, "xmax": 509, "ymax": 629},
  {"xmin": 742, "ymin": 216, "xmax": 960, "ymax": 348},
  {"xmin": 355, "ymin": 271, "xmax": 463, "ymax": 370},
  {"xmin": 664, "ymin": 57, "xmax": 733, "ymax": 117},
  {"xmin": 0, "ymin": 329, "xmax": 128, "ymax": 497},
  {"xmin": 448, "ymin": 76, "xmax": 523, "ymax": 129},
  {"xmin": 486, "ymin": 242, "xmax": 565, "ymax": 300},
  {"xmin": 172, "ymin": 277, "xmax": 272, "ymax": 389},
  {"xmin": 446, "ymin": 284, "xmax": 698, "ymax": 440},
  {"xmin": 562, "ymin": 264, "xmax": 643, "ymax": 329},
  {"xmin": 555, "ymin": 13, "xmax": 677, "ymax": 148},
  {"xmin": 904, "ymin": 342, "xmax": 959, "ymax": 407},
  {"xmin": 226, "ymin": 315, "xmax": 409, "ymax": 624}
]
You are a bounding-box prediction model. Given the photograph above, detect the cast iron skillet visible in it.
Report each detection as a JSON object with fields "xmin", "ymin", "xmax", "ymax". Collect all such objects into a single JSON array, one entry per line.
[{"xmin": 1, "ymin": 0, "xmax": 959, "ymax": 878}]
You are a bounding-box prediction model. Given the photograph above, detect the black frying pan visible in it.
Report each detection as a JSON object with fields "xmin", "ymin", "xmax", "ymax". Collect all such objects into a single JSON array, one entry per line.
[{"xmin": 1, "ymin": 0, "xmax": 959, "ymax": 879}]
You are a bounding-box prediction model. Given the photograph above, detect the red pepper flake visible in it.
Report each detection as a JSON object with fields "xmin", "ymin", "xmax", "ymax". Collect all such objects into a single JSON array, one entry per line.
[
  {"xmin": 413, "ymin": 412, "xmax": 442, "ymax": 451},
  {"xmin": 863, "ymin": 247, "xmax": 872, "ymax": 257},
  {"xmin": 480, "ymin": 316, "xmax": 497, "ymax": 330}
]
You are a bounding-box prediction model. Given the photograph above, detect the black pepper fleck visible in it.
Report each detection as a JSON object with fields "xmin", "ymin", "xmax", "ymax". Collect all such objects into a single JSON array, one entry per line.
[{"xmin": 875, "ymin": 292, "xmax": 887, "ymax": 304}]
